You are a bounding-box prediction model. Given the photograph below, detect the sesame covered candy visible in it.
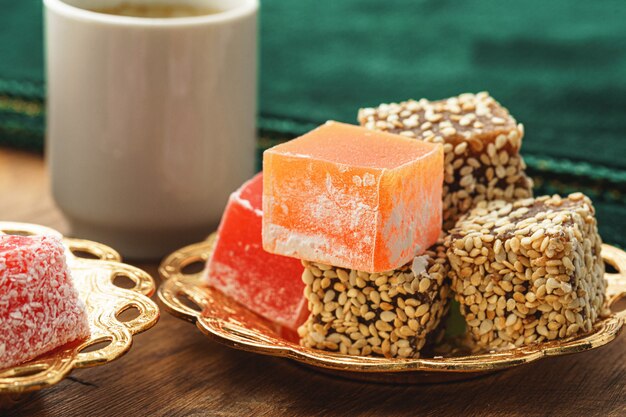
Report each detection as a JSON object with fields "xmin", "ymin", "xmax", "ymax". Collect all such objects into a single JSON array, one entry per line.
[
  {"xmin": 358, "ymin": 92, "xmax": 533, "ymax": 229},
  {"xmin": 446, "ymin": 193, "xmax": 608, "ymax": 351},
  {"xmin": 0, "ymin": 235, "xmax": 90, "ymax": 369},
  {"xmin": 298, "ymin": 243, "xmax": 450, "ymax": 358}
]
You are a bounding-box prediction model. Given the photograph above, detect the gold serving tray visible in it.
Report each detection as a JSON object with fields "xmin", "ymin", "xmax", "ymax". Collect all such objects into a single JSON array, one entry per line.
[
  {"xmin": 0, "ymin": 222, "xmax": 160, "ymax": 400},
  {"xmin": 159, "ymin": 233, "xmax": 626, "ymax": 384}
]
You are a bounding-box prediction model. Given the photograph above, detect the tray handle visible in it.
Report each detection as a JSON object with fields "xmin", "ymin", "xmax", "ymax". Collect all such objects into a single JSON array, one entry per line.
[
  {"xmin": 64, "ymin": 237, "xmax": 122, "ymax": 262},
  {"xmin": 158, "ymin": 239, "xmax": 214, "ymax": 322},
  {"xmin": 603, "ymin": 244, "xmax": 626, "ymax": 317}
]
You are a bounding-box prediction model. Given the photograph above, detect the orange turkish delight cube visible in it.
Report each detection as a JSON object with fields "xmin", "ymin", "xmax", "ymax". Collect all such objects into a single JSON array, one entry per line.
[{"xmin": 262, "ymin": 121, "xmax": 443, "ymax": 273}]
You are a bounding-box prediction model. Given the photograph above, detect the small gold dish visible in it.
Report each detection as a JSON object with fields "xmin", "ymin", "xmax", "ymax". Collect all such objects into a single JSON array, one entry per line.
[
  {"xmin": 159, "ymin": 234, "xmax": 626, "ymax": 384},
  {"xmin": 0, "ymin": 222, "xmax": 160, "ymax": 399}
]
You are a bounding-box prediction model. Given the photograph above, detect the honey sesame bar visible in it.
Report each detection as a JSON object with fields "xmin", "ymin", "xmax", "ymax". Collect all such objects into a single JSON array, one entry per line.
[
  {"xmin": 298, "ymin": 244, "xmax": 450, "ymax": 358},
  {"xmin": 446, "ymin": 193, "xmax": 608, "ymax": 350},
  {"xmin": 358, "ymin": 92, "xmax": 533, "ymax": 229}
]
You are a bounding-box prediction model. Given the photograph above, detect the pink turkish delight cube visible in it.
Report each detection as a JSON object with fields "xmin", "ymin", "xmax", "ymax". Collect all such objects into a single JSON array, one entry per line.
[{"xmin": 0, "ymin": 235, "xmax": 90, "ymax": 369}]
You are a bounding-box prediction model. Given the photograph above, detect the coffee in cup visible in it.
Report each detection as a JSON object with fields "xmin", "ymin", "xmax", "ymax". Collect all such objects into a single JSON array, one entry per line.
[{"xmin": 90, "ymin": 3, "xmax": 221, "ymax": 18}]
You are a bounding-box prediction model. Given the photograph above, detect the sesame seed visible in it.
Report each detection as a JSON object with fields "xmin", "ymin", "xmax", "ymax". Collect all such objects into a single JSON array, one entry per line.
[
  {"xmin": 300, "ymin": 244, "xmax": 450, "ymax": 358},
  {"xmin": 445, "ymin": 193, "xmax": 605, "ymax": 350}
]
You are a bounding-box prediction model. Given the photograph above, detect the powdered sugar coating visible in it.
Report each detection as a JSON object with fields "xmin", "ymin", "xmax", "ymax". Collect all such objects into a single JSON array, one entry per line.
[
  {"xmin": 206, "ymin": 173, "xmax": 308, "ymax": 331},
  {"xmin": 263, "ymin": 121, "xmax": 443, "ymax": 273},
  {"xmin": 0, "ymin": 235, "xmax": 90, "ymax": 369}
]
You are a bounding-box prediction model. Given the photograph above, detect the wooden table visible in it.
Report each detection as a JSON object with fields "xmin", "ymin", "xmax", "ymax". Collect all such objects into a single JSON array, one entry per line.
[{"xmin": 1, "ymin": 148, "xmax": 624, "ymax": 417}]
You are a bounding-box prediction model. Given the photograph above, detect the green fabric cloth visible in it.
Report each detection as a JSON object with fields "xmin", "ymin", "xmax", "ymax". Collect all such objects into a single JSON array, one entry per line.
[{"xmin": 1, "ymin": 0, "xmax": 624, "ymax": 245}]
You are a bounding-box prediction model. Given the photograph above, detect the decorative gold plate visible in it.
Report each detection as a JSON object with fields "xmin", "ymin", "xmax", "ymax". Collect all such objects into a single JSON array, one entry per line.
[
  {"xmin": 0, "ymin": 222, "xmax": 160, "ymax": 399},
  {"xmin": 158, "ymin": 234, "xmax": 626, "ymax": 384}
]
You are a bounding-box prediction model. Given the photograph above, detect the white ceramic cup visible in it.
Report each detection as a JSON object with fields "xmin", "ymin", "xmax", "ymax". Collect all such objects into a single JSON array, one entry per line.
[{"xmin": 44, "ymin": 0, "xmax": 258, "ymax": 259}]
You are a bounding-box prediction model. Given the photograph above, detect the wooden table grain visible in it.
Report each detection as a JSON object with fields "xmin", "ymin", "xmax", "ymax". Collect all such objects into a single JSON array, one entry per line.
[{"xmin": 1, "ymin": 148, "xmax": 624, "ymax": 417}]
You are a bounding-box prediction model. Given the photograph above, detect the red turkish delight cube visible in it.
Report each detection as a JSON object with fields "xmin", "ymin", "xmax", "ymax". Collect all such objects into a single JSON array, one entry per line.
[
  {"xmin": 0, "ymin": 235, "xmax": 90, "ymax": 369},
  {"xmin": 205, "ymin": 173, "xmax": 308, "ymax": 331}
]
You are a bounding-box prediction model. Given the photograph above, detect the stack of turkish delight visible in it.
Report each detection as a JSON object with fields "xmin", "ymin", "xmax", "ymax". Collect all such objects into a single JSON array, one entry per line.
[{"xmin": 204, "ymin": 93, "xmax": 608, "ymax": 357}]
